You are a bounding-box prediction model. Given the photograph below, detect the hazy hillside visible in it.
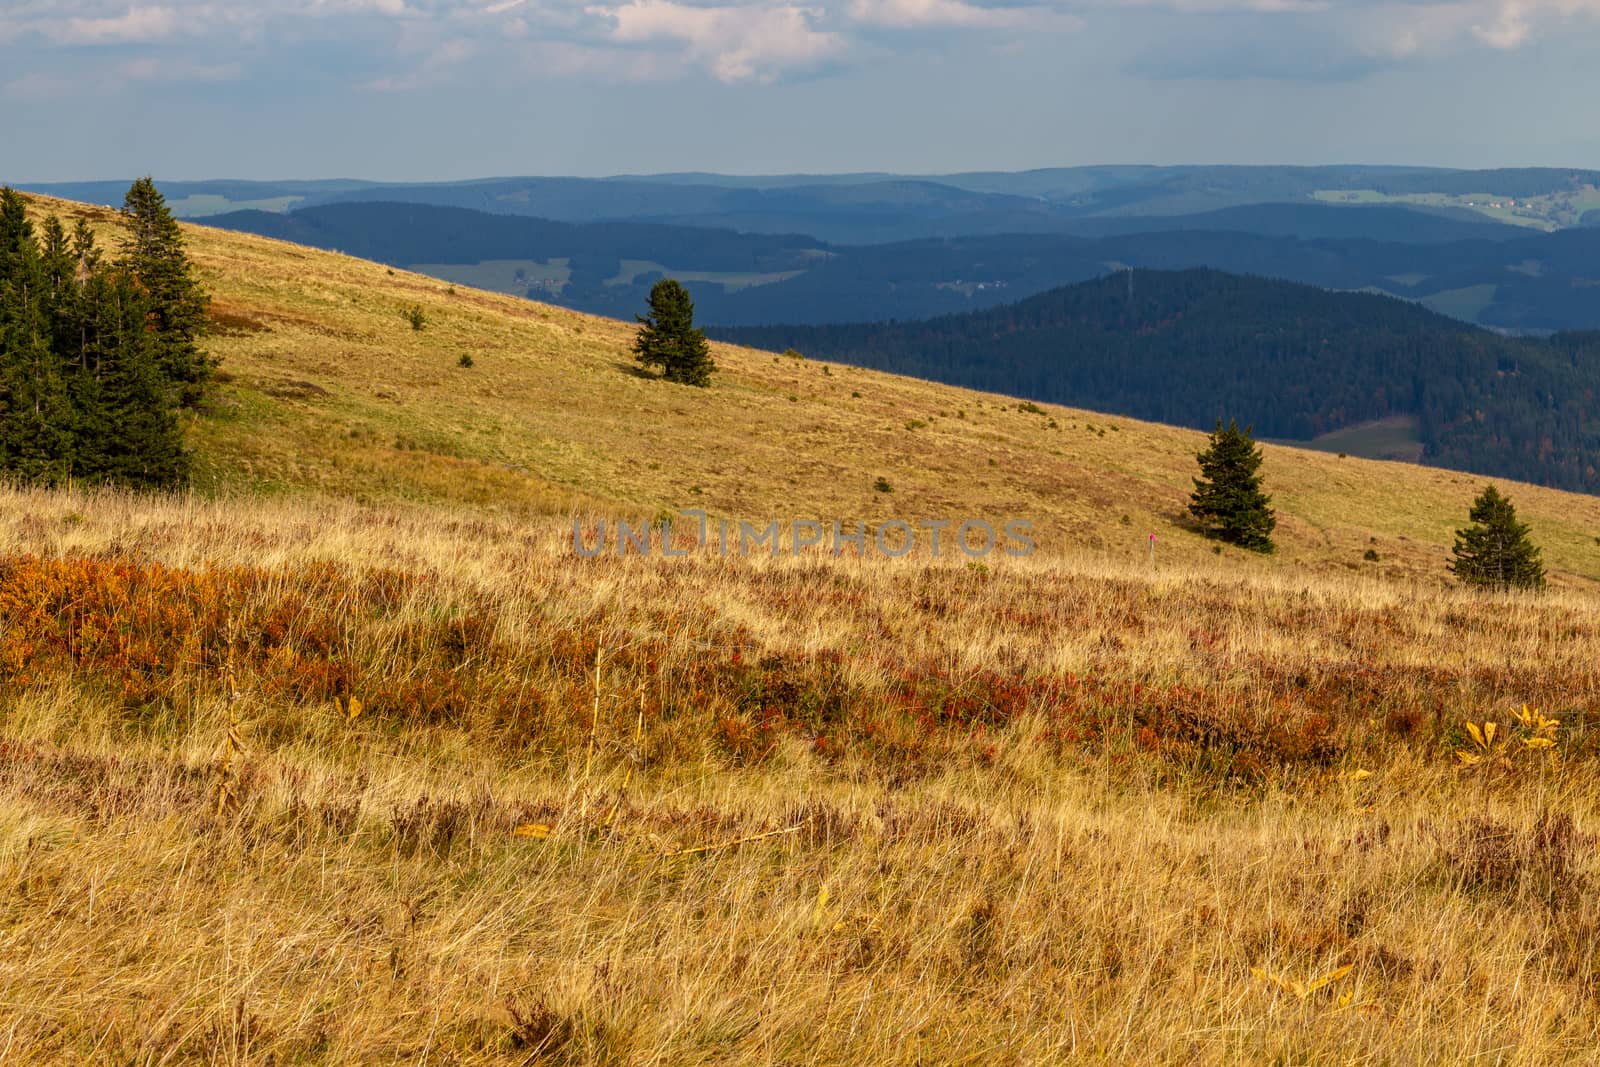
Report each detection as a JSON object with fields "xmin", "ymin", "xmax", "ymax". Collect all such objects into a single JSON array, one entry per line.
[
  {"xmin": 714, "ymin": 268, "xmax": 1600, "ymax": 493},
  {"xmin": 24, "ymin": 165, "xmax": 1600, "ymax": 238},
  {"xmin": 202, "ymin": 199, "xmax": 1600, "ymax": 332}
]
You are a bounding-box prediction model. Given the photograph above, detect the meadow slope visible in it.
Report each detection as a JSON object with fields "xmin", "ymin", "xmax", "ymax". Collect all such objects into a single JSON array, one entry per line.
[
  {"xmin": 2, "ymin": 194, "xmax": 1600, "ymax": 1064},
  {"xmin": 20, "ymin": 192, "xmax": 1600, "ymax": 585},
  {"xmin": 1, "ymin": 489, "xmax": 1600, "ymax": 1063}
]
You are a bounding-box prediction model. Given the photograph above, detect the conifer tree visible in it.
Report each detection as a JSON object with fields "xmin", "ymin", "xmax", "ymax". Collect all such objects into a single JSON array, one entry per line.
[
  {"xmin": 120, "ymin": 177, "xmax": 211, "ymax": 406},
  {"xmin": 633, "ymin": 279, "xmax": 716, "ymax": 387},
  {"xmin": 0, "ymin": 188, "xmax": 34, "ymax": 274},
  {"xmin": 1448, "ymin": 484, "xmax": 1545, "ymax": 591},
  {"xmin": 0, "ymin": 221, "xmax": 74, "ymax": 483},
  {"xmin": 1188, "ymin": 419, "xmax": 1276, "ymax": 552},
  {"xmin": 0, "ymin": 186, "xmax": 198, "ymax": 489}
]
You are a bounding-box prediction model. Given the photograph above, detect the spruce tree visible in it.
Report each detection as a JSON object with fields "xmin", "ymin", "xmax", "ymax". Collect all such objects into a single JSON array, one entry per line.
[
  {"xmin": 0, "ymin": 188, "xmax": 197, "ymax": 490},
  {"xmin": 1188, "ymin": 419, "xmax": 1276, "ymax": 552},
  {"xmin": 1448, "ymin": 484, "xmax": 1545, "ymax": 591},
  {"xmin": 633, "ymin": 279, "xmax": 716, "ymax": 387},
  {"xmin": 0, "ymin": 216, "xmax": 74, "ymax": 484},
  {"xmin": 0, "ymin": 188, "xmax": 34, "ymax": 275},
  {"xmin": 64, "ymin": 266, "xmax": 189, "ymax": 488},
  {"xmin": 120, "ymin": 177, "xmax": 211, "ymax": 406}
]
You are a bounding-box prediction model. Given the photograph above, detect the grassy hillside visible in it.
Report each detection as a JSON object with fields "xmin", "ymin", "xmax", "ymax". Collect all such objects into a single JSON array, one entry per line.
[
  {"xmin": 6, "ymin": 194, "xmax": 1600, "ymax": 1063},
  {"xmin": 20, "ymin": 193, "xmax": 1600, "ymax": 587}
]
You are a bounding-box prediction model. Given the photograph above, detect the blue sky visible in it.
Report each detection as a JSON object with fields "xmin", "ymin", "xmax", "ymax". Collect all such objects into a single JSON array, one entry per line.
[{"xmin": 2, "ymin": 0, "xmax": 1598, "ymax": 180}]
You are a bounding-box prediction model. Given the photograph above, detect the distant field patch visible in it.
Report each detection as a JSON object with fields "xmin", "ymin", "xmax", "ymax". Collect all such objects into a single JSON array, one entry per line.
[
  {"xmin": 1309, "ymin": 188, "xmax": 1600, "ymax": 231},
  {"xmin": 410, "ymin": 258, "xmax": 571, "ymax": 296},
  {"xmin": 1298, "ymin": 415, "xmax": 1425, "ymax": 463},
  {"xmin": 168, "ymin": 194, "xmax": 304, "ymax": 218},
  {"xmin": 1385, "ymin": 273, "xmax": 1430, "ymax": 288},
  {"xmin": 1419, "ymin": 283, "xmax": 1499, "ymax": 323},
  {"xmin": 605, "ymin": 259, "xmax": 803, "ymax": 292}
]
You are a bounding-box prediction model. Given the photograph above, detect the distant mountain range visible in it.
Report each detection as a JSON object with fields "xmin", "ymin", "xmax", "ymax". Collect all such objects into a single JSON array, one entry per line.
[
  {"xmin": 713, "ymin": 269, "xmax": 1600, "ymax": 494},
  {"xmin": 21, "ymin": 165, "xmax": 1600, "ymax": 241},
  {"xmin": 200, "ymin": 200, "xmax": 1600, "ymax": 333}
]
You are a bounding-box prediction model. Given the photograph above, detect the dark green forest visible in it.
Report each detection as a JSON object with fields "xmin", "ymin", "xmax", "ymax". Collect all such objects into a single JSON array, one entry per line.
[
  {"xmin": 0, "ymin": 182, "xmax": 208, "ymax": 488},
  {"xmin": 714, "ymin": 269, "xmax": 1600, "ymax": 493}
]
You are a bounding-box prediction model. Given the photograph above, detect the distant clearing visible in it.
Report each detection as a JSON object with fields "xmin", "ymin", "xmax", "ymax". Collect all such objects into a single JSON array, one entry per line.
[
  {"xmin": 1313, "ymin": 187, "xmax": 1600, "ymax": 231},
  {"xmin": 1419, "ymin": 283, "xmax": 1499, "ymax": 322},
  {"xmin": 604, "ymin": 258, "xmax": 804, "ymax": 291},
  {"xmin": 411, "ymin": 258, "xmax": 572, "ymax": 296},
  {"xmin": 168, "ymin": 193, "xmax": 304, "ymax": 217},
  {"xmin": 1297, "ymin": 415, "xmax": 1425, "ymax": 463}
]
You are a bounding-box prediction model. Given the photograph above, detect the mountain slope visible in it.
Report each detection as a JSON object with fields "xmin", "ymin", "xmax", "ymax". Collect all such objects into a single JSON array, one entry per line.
[
  {"xmin": 20, "ymin": 192, "xmax": 1600, "ymax": 584},
  {"xmin": 712, "ymin": 269, "xmax": 1600, "ymax": 493}
]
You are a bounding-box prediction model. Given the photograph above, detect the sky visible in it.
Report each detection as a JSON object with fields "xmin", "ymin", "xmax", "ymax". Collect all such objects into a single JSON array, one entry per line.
[{"xmin": 2, "ymin": 0, "xmax": 1598, "ymax": 181}]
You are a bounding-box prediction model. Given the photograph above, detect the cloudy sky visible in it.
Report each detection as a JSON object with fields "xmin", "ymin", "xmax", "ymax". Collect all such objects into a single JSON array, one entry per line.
[{"xmin": 2, "ymin": 0, "xmax": 1597, "ymax": 180}]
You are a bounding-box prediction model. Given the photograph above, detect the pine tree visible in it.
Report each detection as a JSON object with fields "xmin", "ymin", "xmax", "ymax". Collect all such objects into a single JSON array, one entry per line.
[
  {"xmin": 0, "ymin": 210, "xmax": 73, "ymax": 483},
  {"xmin": 633, "ymin": 279, "xmax": 716, "ymax": 387},
  {"xmin": 1448, "ymin": 484, "xmax": 1545, "ymax": 591},
  {"xmin": 120, "ymin": 177, "xmax": 211, "ymax": 406},
  {"xmin": 0, "ymin": 188, "xmax": 34, "ymax": 276},
  {"xmin": 0, "ymin": 188, "xmax": 196, "ymax": 490},
  {"xmin": 59, "ymin": 263, "xmax": 187, "ymax": 487},
  {"xmin": 1188, "ymin": 419, "xmax": 1276, "ymax": 552}
]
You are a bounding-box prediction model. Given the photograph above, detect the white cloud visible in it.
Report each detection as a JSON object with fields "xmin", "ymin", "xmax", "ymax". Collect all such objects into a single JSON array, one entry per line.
[
  {"xmin": 363, "ymin": 36, "xmax": 474, "ymax": 87},
  {"xmin": 592, "ymin": 0, "xmax": 846, "ymax": 81},
  {"xmin": 5, "ymin": 0, "xmax": 1600, "ymax": 93},
  {"xmin": 119, "ymin": 56, "xmax": 243, "ymax": 79},
  {"xmin": 848, "ymin": 0, "xmax": 1044, "ymax": 27},
  {"xmin": 1108, "ymin": 0, "xmax": 1328, "ymax": 10},
  {"xmin": 57, "ymin": 5, "xmax": 182, "ymax": 44}
]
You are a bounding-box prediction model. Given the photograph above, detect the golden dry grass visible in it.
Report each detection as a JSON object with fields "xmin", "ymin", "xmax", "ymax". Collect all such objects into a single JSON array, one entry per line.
[
  {"xmin": 4, "ymin": 194, "xmax": 1600, "ymax": 1064},
  {"xmin": 2, "ymin": 488, "xmax": 1600, "ymax": 1064}
]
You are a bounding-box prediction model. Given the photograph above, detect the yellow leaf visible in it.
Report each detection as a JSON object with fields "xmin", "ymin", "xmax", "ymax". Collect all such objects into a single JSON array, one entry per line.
[
  {"xmin": 1251, "ymin": 967, "xmax": 1306, "ymax": 998},
  {"xmin": 1524, "ymin": 737, "xmax": 1556, "ymax": 750},
  {"xmin": 1306, "ymin": 963, "xmax": 1354, "ymax": 995},
  {"xmin": 513, "ymin": 823, "xmax": 553, "ymax": 839},
  {"xmin": 346, "ymin": 696, "xmax": 363, "ymax": 722},
  {"xmin": 1456, "ymin": 750, "xmax": 1481, "ymax": 766},
  {"xmin": 1484, "ymin": 721, "xmax": 1497, "ymax": 748},
  {"xmin": 1343, "ymin": 769, "xmax": 1372, "ymax": 781},
  {"xmin": 813, "ymin": 884, "xmax": 830, "ymax": 925},
  {"xmin": 1466, "ymin": 722, "xmax": 1485, "ymax": 748}
]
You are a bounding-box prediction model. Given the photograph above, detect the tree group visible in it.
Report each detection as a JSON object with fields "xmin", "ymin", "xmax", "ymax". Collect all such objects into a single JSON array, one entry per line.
[
  {"xmin": 634, "ymin": 279, "xmax": 715, "ymax": 387},
  {"xmin": 1189, "ymin": 420, "xmax": 1276, "ymax": 552},
  {"xmin": 0, "ymin": 179, "xmax": 209, "ymax": 488}
]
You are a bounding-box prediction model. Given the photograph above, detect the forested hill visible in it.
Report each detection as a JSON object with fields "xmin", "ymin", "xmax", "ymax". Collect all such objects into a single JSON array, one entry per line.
[{"xmin": 713, "ymin": 269, "xmax": 1600, "ymax": 493}]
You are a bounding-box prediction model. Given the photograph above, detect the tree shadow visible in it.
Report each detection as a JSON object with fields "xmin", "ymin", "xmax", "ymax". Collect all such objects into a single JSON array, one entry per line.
[{"xmin": 612, "ymin": 361, "xmax": 656, "ymax": 381}]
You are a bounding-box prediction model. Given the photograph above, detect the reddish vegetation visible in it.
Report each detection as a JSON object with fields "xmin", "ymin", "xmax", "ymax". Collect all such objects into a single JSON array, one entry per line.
[{"xmin": 3, "ymin": 554, "xmax": 1596, "ymax": 784}]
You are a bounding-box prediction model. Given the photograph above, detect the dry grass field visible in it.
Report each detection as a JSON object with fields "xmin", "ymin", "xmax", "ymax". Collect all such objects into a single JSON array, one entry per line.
[{"xmin": 3, "ymin": 194, "xmax": 1600, "ymax": 1063}]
